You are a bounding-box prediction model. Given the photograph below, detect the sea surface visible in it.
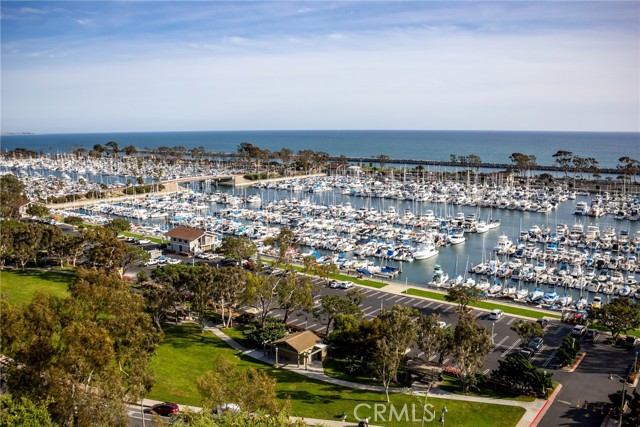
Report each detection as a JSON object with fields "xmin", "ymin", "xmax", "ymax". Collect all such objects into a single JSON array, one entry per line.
[{"xmin": 2, "ymin": 130, "xmax": 639, "ymax": 169}]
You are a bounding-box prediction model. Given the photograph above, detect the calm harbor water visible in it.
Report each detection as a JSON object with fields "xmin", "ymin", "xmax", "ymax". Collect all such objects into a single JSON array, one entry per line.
[{"xmin": 3, "ymin": 130, "xmax": 639, "ymax": 169}]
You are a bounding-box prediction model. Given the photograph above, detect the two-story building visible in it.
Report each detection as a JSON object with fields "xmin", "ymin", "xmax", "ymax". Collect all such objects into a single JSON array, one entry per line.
[{"xmin": 164, "ymin": 226, "xmax": 216, "ymax": 255}]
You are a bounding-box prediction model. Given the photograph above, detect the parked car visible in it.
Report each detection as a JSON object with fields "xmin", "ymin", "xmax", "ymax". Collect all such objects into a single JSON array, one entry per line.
[
  {"xmin": 571, "ymin": 325, "xmax": 587, "ymax": 337},
  {"xmin": 145, "ymin": 258, "xmax": 158, "ymax": 266},
  {"xmin": 166, "ymin": 258, "xmax": 181, "ymax": 265},
  {"xmin": 150, "ymin": 402, "xmax": 179, "ymax": 416},
  {"xmin": 329, "ymin": 280, "xmax": 340, "ymax": 289},
  {"xmin": 489, "ymin": 309, "xmax": 503, "ymax": 320},
  {"xmin": 536, "ymin": 318, "xmax": 548, "ymax": 328},
  {"xmin": 339, "ymin": 281, "xmax": 354, "ymax": 289},
  {"xmin": 528, "ymin": 337, "xmax": 544, "ymax": 351},
  {"xmin": 585, "ymin": 329, "xmax": 598, "ymax": 341},
  {"xmin": 137, "ymin": 239, "xmax": 151, "ymax": 245}
]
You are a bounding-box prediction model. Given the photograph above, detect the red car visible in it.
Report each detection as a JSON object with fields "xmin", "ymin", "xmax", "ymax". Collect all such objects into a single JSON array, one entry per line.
[{"xmin": 150, "ymin": 402, "xmax": 179, "ymax": 416}]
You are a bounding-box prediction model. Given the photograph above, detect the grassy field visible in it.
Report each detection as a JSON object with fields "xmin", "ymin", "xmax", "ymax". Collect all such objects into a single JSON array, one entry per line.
[
  {"xmin": 406, "ymin": 288, "xmax": 562, "ymax": 320},
  {"xmin": 0, "ymin": 269, "xmax": 71, "ymax": 304},
  {"xmin": 148, "ymin": 324, "xmax": 525, "ymax": 427},
  {"xmin": 264, "ymin": 260, "xmax": 388, "ymax": 289},
  {"xmin": 120, "ymin": 231, "xmax": 165, "ymax": 244}
]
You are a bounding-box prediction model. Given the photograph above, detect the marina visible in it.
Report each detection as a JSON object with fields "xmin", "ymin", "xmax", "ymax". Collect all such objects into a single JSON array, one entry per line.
[{"xmin": 27, "ymin": 167, "xmax": 639, "ymax": 314}]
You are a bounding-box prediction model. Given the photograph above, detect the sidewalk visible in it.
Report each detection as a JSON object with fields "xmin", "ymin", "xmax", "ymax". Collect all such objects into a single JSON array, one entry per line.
[{"xmin": 206, "ymin": 323, "xmax": 546, "ymax": 427}]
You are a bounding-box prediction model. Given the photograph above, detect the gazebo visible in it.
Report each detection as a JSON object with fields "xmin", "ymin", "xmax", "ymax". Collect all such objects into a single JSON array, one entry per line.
[{"xmin": 270, "ymin": 331, "xmax": 327, "ymax": 369}]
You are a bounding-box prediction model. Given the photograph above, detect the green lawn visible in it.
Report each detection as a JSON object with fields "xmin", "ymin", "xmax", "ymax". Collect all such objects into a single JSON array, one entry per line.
[
  {"xmin": 322, "ymin": 358, "xmax": 411, "ymax": 388},
  {"xmin": 264, "ymin": 260, "xmax": 388, "ymax": 289},
  {"xmin": 148, "ymin": 324, "xmax": 525, "ymax": 427},
  {"xmin": 405, "ymin": 288, "xmax": 562, "ymax": 320},
  {"xmin": 120, "ymin": 231, "xmax": 165, "ymax": 244},
  {"xmin": 438, "ymin": 374, "xmax": 536, "ymax": 402},
  {"xmin": 0, "ymin": 269, "xmax": 71, "ymax": 304}
]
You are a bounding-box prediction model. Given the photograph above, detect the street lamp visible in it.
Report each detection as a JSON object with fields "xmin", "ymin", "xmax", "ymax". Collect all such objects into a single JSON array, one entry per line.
[
  {"xmin": 439, "ymin": 406, "xmax": 448, "ymax": 427},
  {"xmin": 609, "ymin": 373, "xmax": 627, "ymax": 426}
]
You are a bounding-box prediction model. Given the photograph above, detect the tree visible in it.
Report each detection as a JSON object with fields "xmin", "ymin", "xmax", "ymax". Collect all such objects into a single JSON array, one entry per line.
[
  {"xmin": 296, "ymin": 149, "xmax": 315, "ymax": 174},
  {"xmin": 0, "ymin": 394, "xmax": 54, "ymax": 427},
  {"xmin": 151, "ymin": 264, "xmax": 193, "ymax": 323},
  {"xmin": 105, "ymin": 218, "xmax": 131, "ymax": 235},
  {"xmin": 552, "ymin": 150, "xmax": 573, "ymax": 178},
  {"xmin": 196, "ymin": 355, "xmax": 283, "ymax": 416},
  {"xmin": 276, "ymin": 272, "xmax": 317, "ymax": 324},
  {"xmin": 315, "ymin": 294, "xmax": 363, "ymax": 335},
  {"xmin": 377, "ymin": 154, "xmax": 390, "ymax": 170},
  {"xmin": 245, "ymin": 272, "xmax": 280, "ymax": 327},
  {"xmin": 120, "ymin": 244, "xmax": 150, "ymax": 277},
  {"xmin": 451, "ymin": 314, "xmax": 492, "ymax": 392},
  {"xmin": 0, "ymin": 174, "xmax": 27, "ymax": 219},
  {"xmin": 369, "ymin": 305, "xmax": 417, "ymax": 402},
  {"xmin": 26, "ymin": 204, "xmax": 50, "ymax": 219},
  {"xmin": 219, "ymin": 236, "xmax": 257, "ymax": 262},
  {"xmin": 557, "ymin": 335, "xmax": 580, "ymax": 367},
  {"xmin": 490, "ymin": 354, "xmax": 553, "ymax": 397},
  {"xmin": 123, "ymin": 145, "xmax": 138, "ymax": 156},
  {"xmin": 1, "ymin": 269, "xmax": 160, "ymax": 426},
  {"xmin": 244, "ymin": 317, "xmax": 287, "ymax": 349},
  {"xmin": 416, "ymin": 313, "xmax": 448, "ymax": 363},
  {"xmin": 211, "ymin": 266, "xmax": 247, "ymax": 328},
  {"xmin": 272, "ymin": 227, "xmax": 297, "ymax": 265},
  {"xmin": 591, "ymin": 298, "xmax": 640, "ymax": 339},
  {"xmin": 277, "ymin": 148, "xmax": 293, "ymax": 175},
  {"xmin": 509, "ymin": 153, "xmax": 536, "ymax": 177},
  {"xmin": 510, "ymin": 320, "xmax": 544, "ymax": 347},
  {"xmin": 444, "ymin": 285, "xmax": 483, "ymax": 313},
  {"xmin": 140, "ymin": 281, "xmax": 177, "ymax": 330},
  {"xmin": 105, "ymin": 140, "xmax": 120, "ymax": 156}
]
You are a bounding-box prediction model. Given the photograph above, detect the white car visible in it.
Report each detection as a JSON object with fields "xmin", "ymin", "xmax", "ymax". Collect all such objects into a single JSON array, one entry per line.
[
  {"xmin": 489, "ymin": 309, "xmax": 504, "ymax": 320},
  {"xmin": 166, "ymin": 258, "xmax": 181, "ymax": 265},
  {"xmin": 339, "ymin": 281, "xmax": 354, "ymax": 289},
  {"xmin": 137, "ymin": 239, "xmax": 151, "ymax": 245},
  {"xmin": 145, "ymin": 258, "xmax": 158, "ymax": 266},
  {"xmin": 571, "ymin": 325, "xmax": 587, "ymax": 337}
]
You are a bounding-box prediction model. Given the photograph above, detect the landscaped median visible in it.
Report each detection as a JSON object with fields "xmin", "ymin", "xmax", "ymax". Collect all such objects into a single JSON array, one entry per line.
[
  {"xmin": 148, "ymin": 323, "xmax": 526, "ymax": 427},
  {"xmin": 405, "ymin": 288, "xmax": 562, "ymax": 320},
  {"xmin": 120, "ymin": 231, "xmax": 166, "ymax": 244}
]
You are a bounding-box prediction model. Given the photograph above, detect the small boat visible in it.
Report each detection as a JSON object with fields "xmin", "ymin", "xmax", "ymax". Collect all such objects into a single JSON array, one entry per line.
[
  {"xmin": 619, "ymin": 285, "xmax": 632, "ymax": 297},
  {"xmin": 529, "ymin": 288, "xmax": 544, "ymax": 302},
  {"xmin": 413, "ymin": 242, "xmax": 439, "ymax": 260},
  {"xmin": 542, "ymin": 289, "xmax": 559, "ymax": 305},
  {"xmin": 557, "ymin": 293, "xmax": 573, "ymax": 306}
]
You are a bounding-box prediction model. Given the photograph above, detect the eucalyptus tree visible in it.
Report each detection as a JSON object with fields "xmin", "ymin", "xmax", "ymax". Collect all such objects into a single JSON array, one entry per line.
[
  {"xmin": 370, "ymin": 305, "xmax": 417, "ymax": 402},
  {"xmin": 451, "ymin": 313, "xmax": 492, "ymax": 392},
  {"xmin": 1, "ymin": 269, "xmax": 160, "ymax": 427}
]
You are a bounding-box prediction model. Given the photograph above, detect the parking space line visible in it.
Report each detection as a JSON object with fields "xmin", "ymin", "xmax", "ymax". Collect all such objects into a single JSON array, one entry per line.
[
  {"xmin": 501, "ymin": 338, "xmax": 521, "ymax": 357},
  {"xmin": 542, "ymin": 349, "xmax": 558, "ymax": 367},
  {"xmin": 442, "ymin": 358, "xmax": 449, "ymax": 365},
  {"xmin": 492, "ymin": 336, "xmax": 509, "ymax": 351},
  {"xmin": 506, "ymin": 317, "xmax": 516, "ymax": 325},
  {"xmin": 433, "ymin": 303, "xmax": 443, "ymax": 311},
  {"xmin": 554, "ymin": 326, "xmax": 568, "ymax": 335},
  {"xmin": 417, "ymin": 352, "xmax": 424, "ymax": 358},
  {"xmin": 387, "ymin": 295, "xmax": 403, "ymax": 302},
  {"xmin": 273, "ymin": 313, "xmax": 283, "ymax": 319},
  {"xmin": 307, "ymin": 323, "xmax": 318, "ymax": 330},
  {"xmin": 395, "ymin": 297, "xmax": 408, "ymax": 304},
  {"xmin": 483, "ymin": 368, "xmax": 490, "ymax": 375},
  {"xmin": 377, "ymin": 293, "xmax": 388, "ymax": 299},
  {"xmin": 362, "ymin": 307, "xmax": 377, "ymax": 315},
  {"xmin": 360, "ymin": 288, "xmax": 376, "ymax": 294}
]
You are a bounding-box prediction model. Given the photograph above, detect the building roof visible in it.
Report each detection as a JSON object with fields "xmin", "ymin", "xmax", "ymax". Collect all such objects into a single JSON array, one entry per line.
[
  {"xmin": 271, "ymin": 330, "xmax": 322, "ymax": 353},
  {"xmin": 164, "ymin": 226, "xmax": 205, "ymax": 241}
]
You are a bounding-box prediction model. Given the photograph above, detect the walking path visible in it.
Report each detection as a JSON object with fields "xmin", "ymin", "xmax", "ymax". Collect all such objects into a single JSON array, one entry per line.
[{"xmin": 201, "ymin": 321, "xmax": 547, "ymax": 427}]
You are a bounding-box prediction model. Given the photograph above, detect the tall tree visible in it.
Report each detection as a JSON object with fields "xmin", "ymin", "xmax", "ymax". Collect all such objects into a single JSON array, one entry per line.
[
  {"xmin": 416, "ymin": 313, "xmax": 448, "ymax": 363},
  {"xmin": 219, "ymin": 236, "xmax": 257, "ymax": 262},
  {"xmin": 0, "ymin": 174, "xmax": 27, "ymax": 219},
  {"xmin": 1, "ymin": 269, "xmax": 160, "ymax": 426},
  {"xmin": 552, "ymin": 150, "xmax": 573, "ymax": 178},
  {"xmin": 314, "ymin": 294, "xmax": 363, "ymax": 335},
  {"xmin": 491, "ymin": 354, "xmax": 553, "ymax": 397},
  {"xmin": 276, "ymin": 272, "xmax": 317, "ymax": 324},
  {"xmin": 105, "ymin": 141, "xmax": 120, "ymax": 157},
  {"xmin": 444, "ymin": 285, "xmax": 483, "ymax": 313},
  {"xmin": 245, "ymin": 272, "xmax": 280, "ymax": 327},
  {"xmin": 591, "ymin": 298, "xmax": 640, "ymax": 339},
  {"xmin": 377, "ymin": 154, "xmax": 390, "ymax": 170},
  {"xmin": 369, "ymin": 305, "xmax": 417, "ymax": 402},
  {"xmin": 451, "ymin": 314, "xmax": 492, "ymax": 392}
]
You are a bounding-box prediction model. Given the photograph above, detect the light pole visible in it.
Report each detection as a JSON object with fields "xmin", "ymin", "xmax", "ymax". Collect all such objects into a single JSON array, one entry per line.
[
  {"xmin": 609, "ymin": 373, "xmax": 627, "ymax": 426},
  {"xmin": 439, "ymin": 406, "xmax": 447, "ymax": 427}
]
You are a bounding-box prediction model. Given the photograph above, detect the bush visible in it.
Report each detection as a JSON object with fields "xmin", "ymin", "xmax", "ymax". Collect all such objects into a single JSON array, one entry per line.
[
  {"xmin": 243, "ymin": 318, "xmax": 286, "ymax": 347},
  {"xmin": 63, "ymin": 216, "xmax": 84, "ymax": 226}
]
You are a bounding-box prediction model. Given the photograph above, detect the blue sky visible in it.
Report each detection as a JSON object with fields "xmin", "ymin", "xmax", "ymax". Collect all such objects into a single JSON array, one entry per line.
[{"xmin": 1, "ymin": 1, "xmax": 638, "ymax": 133}]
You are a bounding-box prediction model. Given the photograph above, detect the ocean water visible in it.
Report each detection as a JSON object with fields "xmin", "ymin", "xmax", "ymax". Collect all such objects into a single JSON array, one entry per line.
[{"xmin": 2, "ymin": 130, "xmax": 638, "ymax": 169}]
